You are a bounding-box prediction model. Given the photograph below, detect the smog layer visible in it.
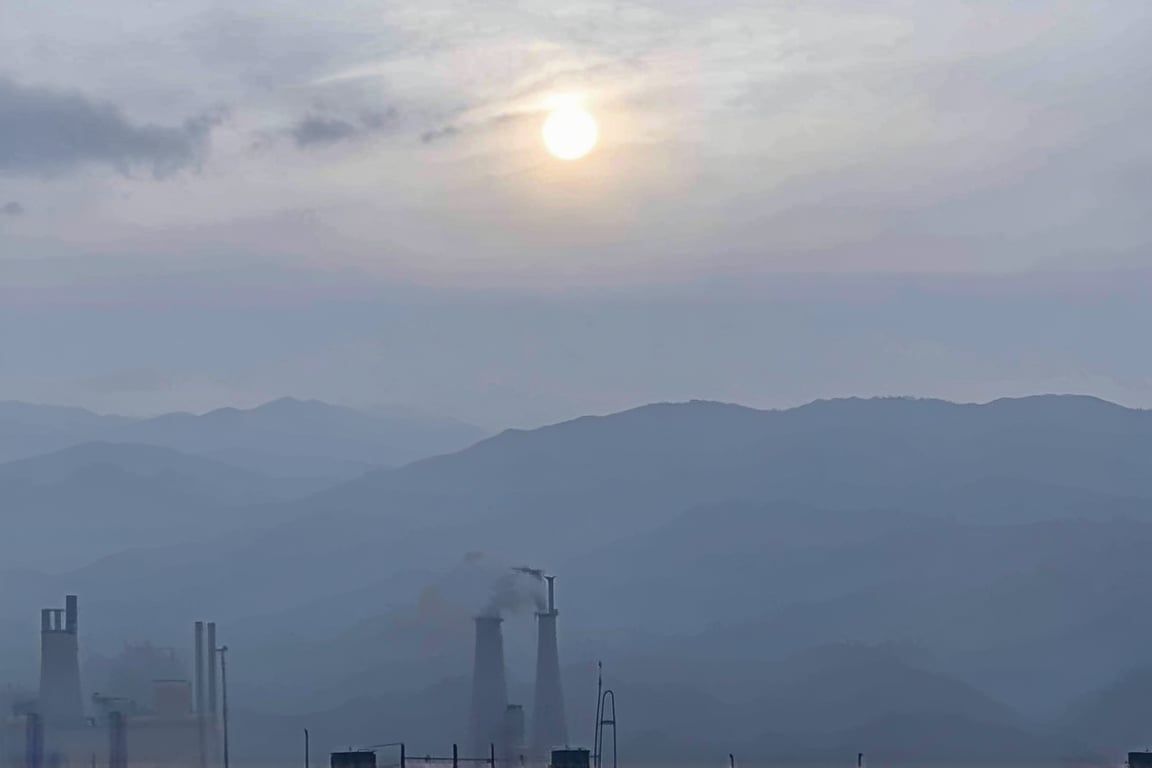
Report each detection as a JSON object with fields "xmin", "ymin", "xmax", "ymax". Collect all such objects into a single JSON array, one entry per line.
[{"xmin": 3, "ymin": 395, "xmax": 1152, "ymax": 764}]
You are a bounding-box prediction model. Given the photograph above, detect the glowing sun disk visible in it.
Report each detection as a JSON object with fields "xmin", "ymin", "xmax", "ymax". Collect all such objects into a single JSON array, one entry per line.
[{"xmin": 542, "ymin": 107, "xmax": 599, "ymax": 160}]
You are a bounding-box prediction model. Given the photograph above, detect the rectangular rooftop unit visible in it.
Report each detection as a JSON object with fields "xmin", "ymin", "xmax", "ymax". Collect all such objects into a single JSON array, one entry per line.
[
  {"xmin": 550, "ymin": 749, "xmax": 589, "ymax": 768},
  {"xmin": 1130, "ymin": 754, "xmax": 1152, "ymax": 768},
  {"xmin": 331, "ymin": 752, "xmax": 377, "ymax": 768}
]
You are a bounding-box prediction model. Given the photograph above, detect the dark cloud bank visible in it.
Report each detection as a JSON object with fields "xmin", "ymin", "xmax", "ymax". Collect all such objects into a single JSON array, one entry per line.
[{"xmin": 0, "ymin": 76, "xmax": 218, "ymax": 177}]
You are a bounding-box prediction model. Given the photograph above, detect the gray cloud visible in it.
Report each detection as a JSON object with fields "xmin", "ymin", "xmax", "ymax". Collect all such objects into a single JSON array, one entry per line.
[
  {"xmin": 2, "ymin": 201, "xmax": 23, "ymax": 216},
  {"xmin": 420, "ymin": 125, "xmax": 460, "ymax": 144},
  {"xmin": 288, "ymin": 107, "xmax": 400, "ymax": 148},
  {"xmin": 0, "ymin": 76, "xmax": 218, "ymax": 177},
  {"xmin": 290, "ymin": 115, "xmax": 358, "ymax": 146}
]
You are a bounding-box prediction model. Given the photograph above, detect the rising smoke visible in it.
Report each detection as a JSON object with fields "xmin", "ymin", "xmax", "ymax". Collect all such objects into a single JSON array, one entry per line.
[
  {"xmin": 410, "ymin": 553, "xmax": 547, "ymax": 631},
  {"xmin": 483, "ymin": 567, "xmax": 546, "ymax": 617}
]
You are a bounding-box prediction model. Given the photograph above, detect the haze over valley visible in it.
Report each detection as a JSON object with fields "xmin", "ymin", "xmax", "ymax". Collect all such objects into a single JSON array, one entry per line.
[
  {"xmin": 3, "ymin": 394, "xmax": 1152, "ymax": 763},
  {"xmin": 3, "ymin": 1, "xmax": 1150, "ymax": 765}
]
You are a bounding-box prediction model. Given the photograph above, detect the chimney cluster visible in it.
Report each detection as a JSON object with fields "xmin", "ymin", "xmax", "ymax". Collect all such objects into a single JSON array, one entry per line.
[
  {"xmin": 28, "ymin": 595, "xmax": 223, "ymax": 768},
  {"xmin": 468, "ymin": 574, "xmax": 568, "ymax": 767},
  {"xmin": 193, "ymin": 620, "xmax": 221, "ymax": 768}
]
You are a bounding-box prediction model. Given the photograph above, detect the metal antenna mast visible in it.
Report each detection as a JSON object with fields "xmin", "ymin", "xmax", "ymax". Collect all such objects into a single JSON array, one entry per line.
[{"xmin": 592, "ymin": 666, "xmax": 616, "ymax": 768}]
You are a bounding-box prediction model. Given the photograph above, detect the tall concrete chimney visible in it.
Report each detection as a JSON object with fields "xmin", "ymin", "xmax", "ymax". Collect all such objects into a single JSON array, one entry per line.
[
  {"xmin": 530, "ymin": 577, "xmax": 567, "ymax": 760},
  {"xmin": 469, "ymin": 616, "xmax": 509, "ymax": 760},
  {"xmin": 38, "ymin": 595, "xmax": 83, "ymax": 726}
]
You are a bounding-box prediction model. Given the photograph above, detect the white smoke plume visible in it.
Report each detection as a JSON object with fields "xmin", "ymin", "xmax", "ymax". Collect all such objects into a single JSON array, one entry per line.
[
  {"xmin": 410, "ymin": 553, "xmax": 546, "ymax": 629},
  {"xmin": 484, "ymin": 567, "xmax": 546, "ymax": 617}
]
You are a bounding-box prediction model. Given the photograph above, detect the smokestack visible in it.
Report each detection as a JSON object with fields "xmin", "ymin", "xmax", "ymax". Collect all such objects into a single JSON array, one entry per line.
[
  {"xmin": 530, "ymin": 577, "xmax": 567, "ymax": 760},
  {"xmin": 469, "ymin": 616, "xmax": 509, "ymax": 760},
  {"xmin": 38, "ymin": 595, "xmax": 83, "ymax": 726},
  {"xmin": 194, "ymin": 621, "xmax": 205, "ymax": 715},
  {"xmin": 207, "ymin": 622, "xmax": 218, "ymax": 716}
]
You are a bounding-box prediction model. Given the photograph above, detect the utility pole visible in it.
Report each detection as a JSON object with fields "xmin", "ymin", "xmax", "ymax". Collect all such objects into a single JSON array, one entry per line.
[{"xmin": 218, "ymin": 646, "xmax": 231, "ymax": 768}]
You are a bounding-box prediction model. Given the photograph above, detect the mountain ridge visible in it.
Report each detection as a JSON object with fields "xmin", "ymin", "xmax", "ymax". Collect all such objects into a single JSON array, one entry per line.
[{"xmin": 0, "ymin": 397, "xmax": 488, "ymax": 479}]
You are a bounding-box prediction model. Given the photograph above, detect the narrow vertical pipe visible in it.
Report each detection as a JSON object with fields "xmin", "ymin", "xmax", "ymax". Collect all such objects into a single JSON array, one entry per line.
[
  {"xmin": 195, "ymin": 622, "xmax": 205, "ymax": 714},
  {"xmin": 489, "ymin": 743, "xmax": 495, "ymax": 768},
  {"xmin": 219, "ymin": 646, "xmax": 231, "ymax": 768},
  {"xmin": 195, "ymin": 622, "xmax": 206, "ymax": 768},
  {"xmin": 208, "ymin": 623, "xmax": 218, "ymax": 716},
  {"xmin": 592, "ymin": 663, "xmax": 602, "ymax": 768},
  {"xmin": 452, "ymin": 745, "xmax": 458, "ymax": 768},
  {"xmin": 304, "ymin": 729, "xmax": 310, "ymax": 768},
  {"xmin": 400, "ymin": 743, "xmax": 405, "ymax": 768}
]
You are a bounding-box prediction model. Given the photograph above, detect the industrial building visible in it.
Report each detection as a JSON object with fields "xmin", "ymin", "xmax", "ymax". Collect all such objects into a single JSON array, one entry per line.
[{"xmin": 0, "ymin": 596, "xmax": 223, "ymax": 768}]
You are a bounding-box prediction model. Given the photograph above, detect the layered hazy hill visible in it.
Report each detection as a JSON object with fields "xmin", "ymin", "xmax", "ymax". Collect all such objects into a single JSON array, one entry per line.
[
  {"xmin": 0, "ymin": 397, "xmax": 486, "ymax": 480},
  {"xmin": 0, "ymin": 441, "xmax": 322, "ymax": 571},
  {"xmin": 0, "ymin": 401, "xmax": 130, "ymax": 462},
  {"xmin": 5, "ymin": 394, "xmax": 1152, "ymax": 762},
  {"xmin": 108, "ymin": 397, "xmax": 487, "ymax": 480},
  {"xmin": 0, "ymin": 398, "xmax": 486, "ymax": 573}
]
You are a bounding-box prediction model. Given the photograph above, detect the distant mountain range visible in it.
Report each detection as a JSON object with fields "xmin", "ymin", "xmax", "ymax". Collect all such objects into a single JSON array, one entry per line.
[
  {"xmin": 0, "ymin": 441, "xmax": 323, "ymax": 572},
  {"xmin": 0, "ymin": 397, "xmax": 487, "ymax": 571},
  {"xmin": 0, "ymin": 397, "xmax": 487, "ymax": 478},
  {"xmin": 4, "ymin": 394, "xmax": 1152, "ymax": 762},
  {"xmin": 0, "ymin": 401, "xmax": 132, "ymax": 461}
]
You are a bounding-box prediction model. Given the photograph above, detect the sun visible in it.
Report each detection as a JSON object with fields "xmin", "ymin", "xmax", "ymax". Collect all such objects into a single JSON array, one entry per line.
[{"xmin": 542, "ymin": 107, "xmax": 599, "ymax": 160}]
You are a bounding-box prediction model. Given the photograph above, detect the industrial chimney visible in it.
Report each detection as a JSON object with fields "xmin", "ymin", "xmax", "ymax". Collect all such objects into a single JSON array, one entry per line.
[
  {"xmin": 38, "ymin": 595, "xmax": 83, "ymax": 726},
  {"xmin": 207, "ymin": 622, "xmax": 218, "ymax": 718},
  {"xmin": 469, "ymin": 616, "xmax": 509, "ymax": 760},
  {"xmin": 530, "ymin": 576, "xmax": 567, "ymax": 760}
]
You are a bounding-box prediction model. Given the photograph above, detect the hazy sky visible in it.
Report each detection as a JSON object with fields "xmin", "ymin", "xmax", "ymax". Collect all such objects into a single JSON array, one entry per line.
[{"xmin": 1, "ymin": 1, "xmax": 1150, "ymax": 426}]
